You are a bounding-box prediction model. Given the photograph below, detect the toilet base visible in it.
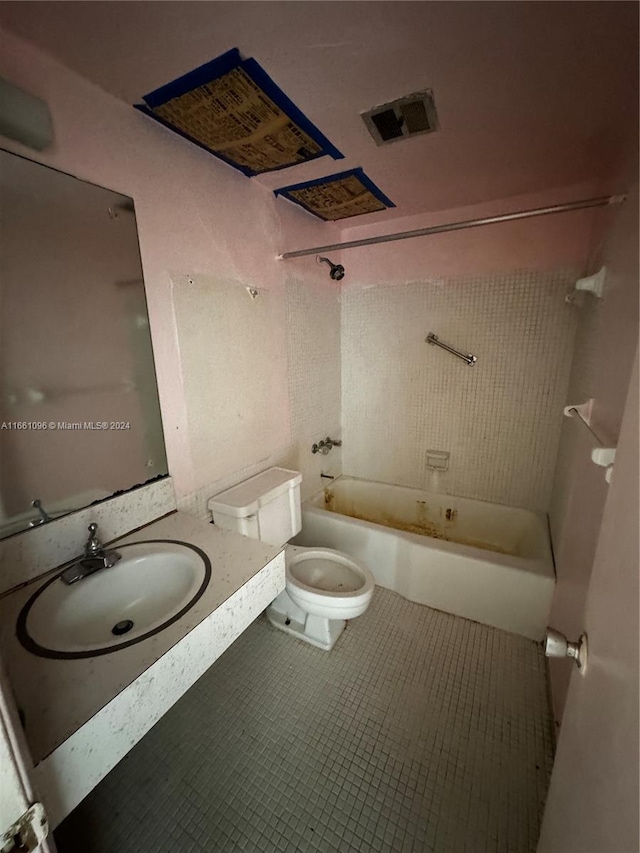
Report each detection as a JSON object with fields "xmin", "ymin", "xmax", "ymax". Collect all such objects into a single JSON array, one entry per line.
[{"xmin": 266, "ymin": 590, "xmax": 346, "ymax": 651}]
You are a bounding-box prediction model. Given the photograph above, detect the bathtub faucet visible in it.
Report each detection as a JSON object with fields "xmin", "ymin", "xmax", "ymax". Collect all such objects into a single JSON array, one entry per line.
[
  {"xmin": 320, "ymin": 473, "xmax": 335, "ymax": 479},
  {"xmin": 312, "ymin": 437, "xmax": 342, "ymax": 455}
]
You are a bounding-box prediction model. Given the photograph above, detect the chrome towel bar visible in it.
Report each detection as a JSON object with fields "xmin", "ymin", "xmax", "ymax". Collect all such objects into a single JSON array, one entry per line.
[{"xmin": 426, "ymin": 333, "xmax": 477, "ymax": 366}]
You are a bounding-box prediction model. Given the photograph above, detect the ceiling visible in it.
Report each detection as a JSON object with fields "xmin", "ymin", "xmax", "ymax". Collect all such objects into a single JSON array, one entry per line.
[{"xmin": 1, "ymin": 1, "xmax": 637, "ymax": 228}]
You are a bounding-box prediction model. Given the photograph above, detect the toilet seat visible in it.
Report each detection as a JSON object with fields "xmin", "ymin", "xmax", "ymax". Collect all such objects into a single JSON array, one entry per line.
[{"xmin": 285, "ymin": 546, "xmax": 375, "ymax": 620}]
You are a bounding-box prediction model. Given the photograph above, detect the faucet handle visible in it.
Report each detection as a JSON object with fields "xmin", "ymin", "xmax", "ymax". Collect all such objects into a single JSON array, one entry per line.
[{"xmin": 85, "ymin": 522, "xmax": 102, "ymax": 556}]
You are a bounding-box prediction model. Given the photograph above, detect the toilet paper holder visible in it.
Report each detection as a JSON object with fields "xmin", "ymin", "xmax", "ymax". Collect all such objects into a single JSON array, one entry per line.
[{"xmin": 544, "ymin": 628, "xmax": 588, "ymax": 674}]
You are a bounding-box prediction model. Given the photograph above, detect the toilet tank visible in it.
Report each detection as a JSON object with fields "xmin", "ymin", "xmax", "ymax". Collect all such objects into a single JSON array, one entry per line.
[{"xmin": 208, "ymin": 467, "xmax": 302, "ymax": 547}]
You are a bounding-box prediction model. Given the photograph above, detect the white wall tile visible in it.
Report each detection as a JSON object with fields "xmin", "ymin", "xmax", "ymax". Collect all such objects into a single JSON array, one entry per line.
[
  {"xmin": 176, "ymin": 273, "xmax": 342, "ymax": 521},
  {"xmin": 341, "ymin": 269, "xmax": 578, "ymax": 511},
  {"xmin": 281, "ymin": 274, "xmax": 342, "ymax": 499},
  {"xmin": 172, "ymin": 273, "xmax": 291, "ymax": 494}
]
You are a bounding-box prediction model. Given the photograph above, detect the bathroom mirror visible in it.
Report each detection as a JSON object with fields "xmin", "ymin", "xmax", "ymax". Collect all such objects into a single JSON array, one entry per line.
[{"xmin": 0, "ymin": 149, "xmax": 168, "ymax": 539}]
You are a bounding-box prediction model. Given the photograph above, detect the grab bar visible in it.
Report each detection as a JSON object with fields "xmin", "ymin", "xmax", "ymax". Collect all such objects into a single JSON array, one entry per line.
[{"xmin": 426, "ymin": 333, "xmax": 477, "ymax": 366}]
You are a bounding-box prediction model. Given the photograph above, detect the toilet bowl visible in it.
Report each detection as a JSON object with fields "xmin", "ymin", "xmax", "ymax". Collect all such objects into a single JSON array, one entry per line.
[
  {"xmin": 208, "ymin": 467, "xmax": 375, "ymax": 651},
  {"xmin": 266, "ymin": 546, "xmax": 375, "ymax": 650},
  {"xmin": 286, "ymin": 547, "xmax": 374, "ymax": 620}
]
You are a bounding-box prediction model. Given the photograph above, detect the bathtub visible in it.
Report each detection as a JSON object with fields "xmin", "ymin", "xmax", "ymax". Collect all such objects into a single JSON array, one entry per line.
[{"xmin": 293, "ymin": 476, "xmax": 555, "ymax": 641}]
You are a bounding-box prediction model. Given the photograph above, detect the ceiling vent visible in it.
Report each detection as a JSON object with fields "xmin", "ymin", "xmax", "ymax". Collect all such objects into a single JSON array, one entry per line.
[{"xmin": 361, "ymin": 90, "xmax": 439, "ymax": 146}]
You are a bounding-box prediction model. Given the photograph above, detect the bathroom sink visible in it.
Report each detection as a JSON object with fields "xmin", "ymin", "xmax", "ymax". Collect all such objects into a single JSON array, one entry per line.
[{"xmin": 17, "ymin": 540, "xmax": 211, "ymax": 659}]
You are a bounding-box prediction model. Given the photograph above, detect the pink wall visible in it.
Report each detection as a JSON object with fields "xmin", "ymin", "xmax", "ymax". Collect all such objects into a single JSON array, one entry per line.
[
  {"xmin": 339, "ymin": 182, "xmax": 608, "ymax": 285},
  {"xmin": 0, "ymin": 25, "xmax": 338, "ymax": 501},
  {"xmin": 538, "ymin": 350, "xmax": 639, "ymax": 852},
  {"xmin": 547, "ymin": 142, "xmax": 639, "ymax": 722}
]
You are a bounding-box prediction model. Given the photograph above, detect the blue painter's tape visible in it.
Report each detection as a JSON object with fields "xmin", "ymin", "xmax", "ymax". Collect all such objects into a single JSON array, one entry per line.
[
  {"xmin": 142, "ymin": 48, "xmax": 243, "ymax": 109},
  {"xmin": 275, "ymin": 168, "xmax": 396, "ymax": 206},
  {"xmin": 352, "ymin": 168, "xmax": 396, "ymax": 209},
  {"xmin": 241, "ymin": 58, "xmax": 343, "ymax": 163},
  {"xmin": 136, "ymin": 48, "xmax": 343, "ymax": 176},
  {"xmin": 274, "ymin": 167, "xmax": 396, "ymax": 220}
]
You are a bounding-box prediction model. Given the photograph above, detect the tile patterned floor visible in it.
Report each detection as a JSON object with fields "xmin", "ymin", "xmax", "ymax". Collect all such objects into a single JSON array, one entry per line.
[{"xmin": 55, "ymin": 588, "xmax": 554, "ymax": 853}]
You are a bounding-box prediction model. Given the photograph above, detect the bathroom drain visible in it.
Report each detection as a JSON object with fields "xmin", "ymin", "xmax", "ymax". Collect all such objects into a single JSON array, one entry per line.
[{"xmin": 112, "ymin": 619, "xmax": 134, "ymax": 636}]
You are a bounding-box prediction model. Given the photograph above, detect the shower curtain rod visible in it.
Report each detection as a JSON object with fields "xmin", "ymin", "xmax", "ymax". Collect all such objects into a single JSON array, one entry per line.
[{"xmin": 277, "ymin": 194, "xmax": 626, "ymax": 260}]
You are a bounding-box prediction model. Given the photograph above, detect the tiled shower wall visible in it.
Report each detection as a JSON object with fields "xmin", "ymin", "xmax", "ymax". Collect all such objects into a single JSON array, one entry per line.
[
  {"xmin": 176, "ymin": 273, "xmax": 342, "ymax": 519},
  {"xmin": 281, "ymin": 275, "xmax": 342, "ymax": 497},
  {"xmin": 341, "ymin": 269, "xmax": 578, "ymax": 512}
]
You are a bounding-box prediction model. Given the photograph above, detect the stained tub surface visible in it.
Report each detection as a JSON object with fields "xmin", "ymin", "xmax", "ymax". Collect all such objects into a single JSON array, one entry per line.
[{"xmin": 294, "ymin": 476, "xmax": 555, "ymax": 640}]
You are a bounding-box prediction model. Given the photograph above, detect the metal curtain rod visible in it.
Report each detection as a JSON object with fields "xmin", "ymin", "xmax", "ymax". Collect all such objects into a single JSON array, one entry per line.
[{"xmin": 277, "ymin": 194, "xmax": 626, "ymax": 260}]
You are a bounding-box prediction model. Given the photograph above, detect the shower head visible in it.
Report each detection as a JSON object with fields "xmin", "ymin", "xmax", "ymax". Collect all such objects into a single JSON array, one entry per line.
[{"xmin": 317, "ymin": 256, "xmax": 345, "ymax": 281}]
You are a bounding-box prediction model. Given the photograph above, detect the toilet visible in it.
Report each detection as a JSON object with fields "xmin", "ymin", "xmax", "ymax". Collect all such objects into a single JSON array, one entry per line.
[{"xmin": 208, "ymin": 468, "xmax": 375, "ymax": 650}]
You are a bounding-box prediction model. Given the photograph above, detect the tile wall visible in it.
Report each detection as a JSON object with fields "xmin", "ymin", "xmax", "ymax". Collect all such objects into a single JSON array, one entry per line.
[
  {"xmin": 176, "ymin": 273, "xmax": 342, "ymax": 520},
  {"xmin": 341, "ymin": 269, "xmax": 578, "ymax": 511}
]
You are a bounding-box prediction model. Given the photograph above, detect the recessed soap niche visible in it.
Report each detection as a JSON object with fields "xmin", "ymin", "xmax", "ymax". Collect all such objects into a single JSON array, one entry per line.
[{"xmin": 425, "ymin": 449, "xmax": 450, "ymax": 471}]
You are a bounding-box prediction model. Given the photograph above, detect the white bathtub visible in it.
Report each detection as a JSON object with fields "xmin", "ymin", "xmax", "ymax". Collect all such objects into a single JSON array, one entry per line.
[{"xmin": 293, "ymin": 476, "xmax": 555, "ymax": 640}]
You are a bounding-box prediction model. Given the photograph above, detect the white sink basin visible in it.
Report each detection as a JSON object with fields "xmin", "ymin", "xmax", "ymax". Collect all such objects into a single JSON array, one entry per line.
[{"xmin": 17, "ymin": 540, "xmax": 211, "ymax": 659}]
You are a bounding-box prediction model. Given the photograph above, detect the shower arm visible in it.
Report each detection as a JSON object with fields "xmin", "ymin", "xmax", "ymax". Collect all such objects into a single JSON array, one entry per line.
[{"xmin": 426, "ymin": 333, "xmax": 477, "ymax": 366}]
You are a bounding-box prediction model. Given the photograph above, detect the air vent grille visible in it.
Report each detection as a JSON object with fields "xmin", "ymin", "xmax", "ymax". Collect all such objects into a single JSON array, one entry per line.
[
  {"xmin": 362, "ymin": 89, "xmax": 439, "ymax": 146},
  {"xmin": 400, "ymin": 99, "xmax": 430, "ymax": 134},
  {"xmin": 370, "ymin": 109, "xmax": 404, "ymax": 141}
]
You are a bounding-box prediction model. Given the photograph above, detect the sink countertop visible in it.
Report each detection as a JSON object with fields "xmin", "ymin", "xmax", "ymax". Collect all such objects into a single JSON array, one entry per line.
[{"xmin": 0, "ymin": 511, "xmax": 282, "ymax": 764}]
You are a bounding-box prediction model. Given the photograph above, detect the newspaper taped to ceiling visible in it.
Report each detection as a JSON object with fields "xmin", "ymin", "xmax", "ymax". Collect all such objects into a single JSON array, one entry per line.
[
  {"xmin": 274, "ymin": 168, "xmax": 396, "ymax": 221},
  {"xmin": 137, "ymin": 49, "xmax": 343, "ymax": 176}
]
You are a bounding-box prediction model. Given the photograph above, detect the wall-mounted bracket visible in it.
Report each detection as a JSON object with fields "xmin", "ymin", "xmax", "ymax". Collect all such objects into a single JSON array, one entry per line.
[
  {"xmin": 592, "ymin": 447, "xmax": 616, "ymax": 484},
  {"xmin": 591, "ymin": 447, "xmax": 616, "ymax": 467},
  {"xmin": 576, "ymin": 266, "xmax": 606, "ymax": 297},
  {"xmin": 566, "ymin": 266, "xmax": 607, "ymax": 303},
  {"xmin": 564, "ymin": 400, "xmax": 616, "ymax": 483},
  {"xmin": 563, "ymin": 399, "xmax": 594, "ymax": 424}
]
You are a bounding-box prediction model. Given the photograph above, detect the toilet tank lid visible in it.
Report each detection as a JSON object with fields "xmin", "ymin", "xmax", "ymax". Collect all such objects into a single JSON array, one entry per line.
[{"xmin": 208, "ymin": 467, "xmax": 302, "ymax": 518}]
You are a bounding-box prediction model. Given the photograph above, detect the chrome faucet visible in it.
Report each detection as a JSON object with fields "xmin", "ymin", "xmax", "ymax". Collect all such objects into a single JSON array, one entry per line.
[
  {"xmin": 60, "ymin": 522, "xmax": 121, "ymax": 585},
  {"xmin": 28, "ymin": 499, "xmax": 79, "ymax": 527},
  {"xmin": 312, "ymin": 437, "xmax": 342, "ymax": 455},
  {"xmin": 28, "ymin": 499, "xmax": 52, "ymax": 527}
]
